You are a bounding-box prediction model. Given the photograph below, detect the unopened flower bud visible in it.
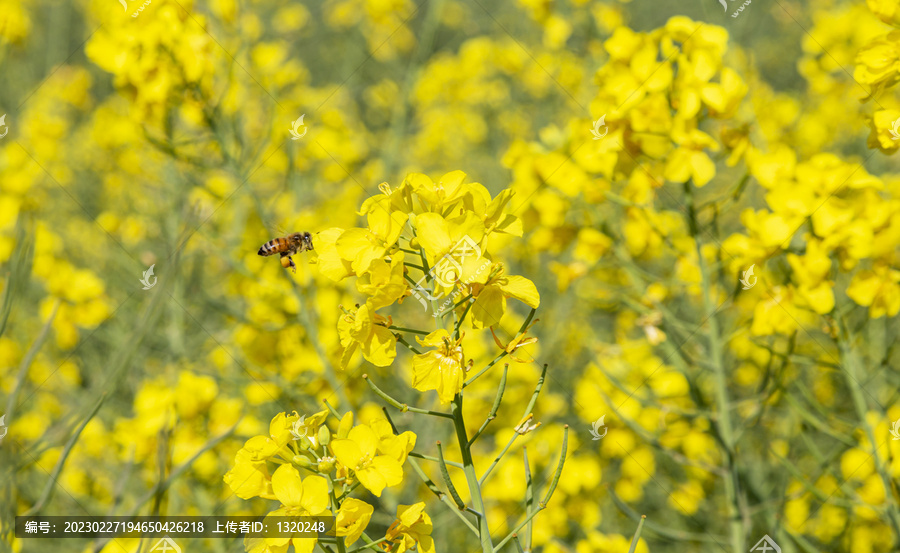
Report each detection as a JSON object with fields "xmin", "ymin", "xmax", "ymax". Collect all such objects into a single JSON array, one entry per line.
[
  {"xmin": 317, "ymin": 456, "xmax": 335, "ymax": 473},
  {"xmin": 318, "ymin": 425, "xmax": 331, "ymax": 447},
  {"xmin": 299, "ymin": 436, "xmax": 313, "ymax": 450},
  {"xmin": 293, "ymin": 455, "xmax": 314, "ymax": 468}
]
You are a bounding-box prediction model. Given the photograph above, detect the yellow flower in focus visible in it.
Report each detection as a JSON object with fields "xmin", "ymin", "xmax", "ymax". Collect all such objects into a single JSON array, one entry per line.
[
  {"xmin": 314, "ymin": 228, "xmax": 353, "ymax": 281},
  {"xmin": 264, "ymin": 466, "xmax": 329, "ymax": 553},
  {"xmin": 330, "ymin": 424, "xmax": 403, "ymax": 497},
  {"xmin": 337, "ymin": 304, "xmax": 397, "ymax": 370},
  {"xmin": 289, "ymin": 410, "xmax": 330, "ymax": 444},
  {"xmin": 411, "ymin": 329, "xmax": 468, "ymax": 404},
  {"xmin": 369, "ymin": 418, "xmax": 417, "ymax": 463},
  {"xmin": 223, "ymin": 448, "xmax": 275, "ymax": 500},
  {"xmin": 469, "ymin": 265, "xmax": 541, "ymax": 329},
  {"xmin": 335, "ymin": 498, "xmax": 373, "ymax": 545},
  {"xmin": 234, "ymin": 411, "xmax": 300, "ymax": 462},
  {"xmin": 384, "ymin": 503, "xmax": 435, "ymax": 553},
  {"xmin": 336, "ymin": 204, "xmax": 408, "ymax": 275},
  {"xmin": 356, "ymin": 252, "xmax": 407, "ymax": 310},
  {"xmin": 404, "ymin": 171, "xmax": 470, "ymax": 213}
]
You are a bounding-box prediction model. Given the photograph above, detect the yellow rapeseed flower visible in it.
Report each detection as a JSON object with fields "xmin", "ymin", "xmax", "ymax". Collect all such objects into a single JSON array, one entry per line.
[
  {"xmin": 334, "ymin": 497, "xmax": 373, "ymax": 545},
  {"xmin": 411, "ymin": 329, "xmax": 468, "ymax": 404},
  {"xmin": 337, "ymin": 303, "xmax": 397, "ymax": 369},
  {"xmin": 384, "ymin": 503, "xmax": 435, "ymax": 553},
  {"xmin": 330, "ymin": 424, "xmax": 403, "ymax": 497},
  {"xmin": 264, "ymin": 466, "xmax": 330, "ymax": 553}
]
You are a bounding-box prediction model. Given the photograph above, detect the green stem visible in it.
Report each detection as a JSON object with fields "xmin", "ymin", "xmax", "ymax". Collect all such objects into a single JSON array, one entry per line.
[
  {"xmin": 362, "ymin": 375, "xmax": 452, "ymax": 418},
  {"xmin": 408, "ymin": 450, "xmax": 464, "ymax": 469},
  {"xmin": 327, "ymin": 474, "xmax": 347, "ymax": 553},
  {"xmin": 388, "ymin": 326, "xmax": 431, "ymax": 335},
  {"xmin": 691, "ymin": 182, "xmax": 744, "ymax": 553},
  {"xmin": 838, "ymin": 322, "xmax": 900, "ymax": 540},
  {"xmin": 627, "ymin": 515, "xmax": 647, "ymax": 553},
  {"xmin": 407, "ymin": 457, "xmax": 479, "ymax": 536},
  {"xmin": 5, "ymin": 298, "xmax": 61, "ymax": 422},
  {"xmin": 479, "ymin": 433, "xmax": 519, "ymax": 486},
  {"xmin": 437, "ymin": 441, "xmax": 467, "ymax": 509},
  {"xmin": 23, "ymin": 393, "xmax": 107, "ymax": 516},
  {"xmin": 452, "ymin": 395, "xmax": 493, "ymax": 553},
  {"xmin": 492, "ymin": 508, "xmax": 544, "ymax": 552}
]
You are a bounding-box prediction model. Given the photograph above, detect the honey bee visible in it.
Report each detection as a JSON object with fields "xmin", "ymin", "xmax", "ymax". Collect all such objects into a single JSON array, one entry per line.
[{"xmin": 258, "ymin": 231, "xmax": 314, "ymax": 273}]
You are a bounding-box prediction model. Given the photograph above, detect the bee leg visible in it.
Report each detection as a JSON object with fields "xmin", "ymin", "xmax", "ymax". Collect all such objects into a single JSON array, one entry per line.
[{"xmin": 280, "ymin": 253, "xmax": 296, "ymax": 273}]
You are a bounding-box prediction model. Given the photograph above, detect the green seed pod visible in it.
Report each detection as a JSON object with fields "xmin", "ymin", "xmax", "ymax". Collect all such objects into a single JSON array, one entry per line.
[{"xmin": 318, "ymin": 425, "xmax": 331, "ymax": 447}]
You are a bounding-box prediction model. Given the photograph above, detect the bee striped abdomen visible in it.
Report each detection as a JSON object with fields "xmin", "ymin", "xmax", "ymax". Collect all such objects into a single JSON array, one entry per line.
[{"xmin": 258, "ymin": 238, "xmax": 287, "ymax": 256}]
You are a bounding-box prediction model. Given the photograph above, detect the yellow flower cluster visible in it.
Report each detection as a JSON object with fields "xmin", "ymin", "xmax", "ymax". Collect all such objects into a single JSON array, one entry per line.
[
  {"xmin": 318, "ymin": 172, "xmax": 539, "ymax": 403},
  {"xmin": 224, "ymin": 410, "xmax": 429, "ymax": 552}
]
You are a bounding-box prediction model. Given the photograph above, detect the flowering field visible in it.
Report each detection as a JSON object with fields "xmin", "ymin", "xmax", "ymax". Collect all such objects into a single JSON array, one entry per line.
[{"xmin": 3, "ymin": 0, "xmax": 900, "ymax": 552}]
